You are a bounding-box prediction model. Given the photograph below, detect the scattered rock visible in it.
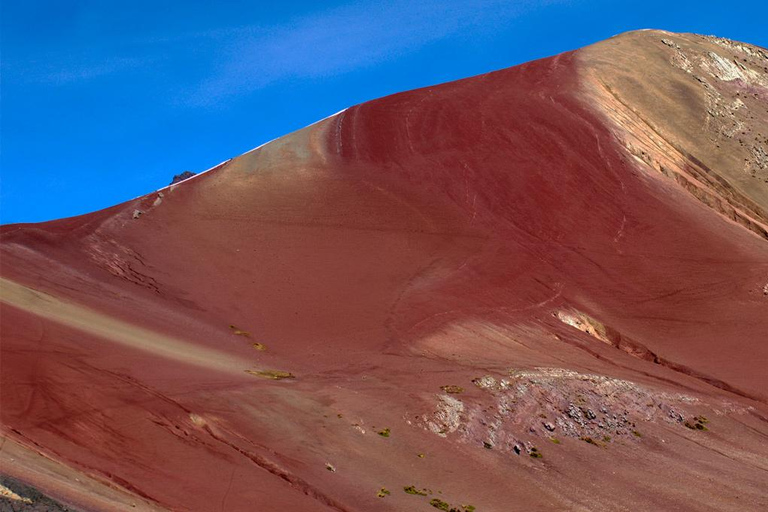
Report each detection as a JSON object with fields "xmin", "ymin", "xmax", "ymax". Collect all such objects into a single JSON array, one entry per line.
[
  {"xmin": 472, "ymin": 376, "xmax": 498, "ymax": 389},
  {"xmin": 170, "ymin": 171, "xmax": 196, "ymax": 185},
  {"xmin": 661, "ymin": 38, "xmax": 680, "ymax": 49},
  {"xmin": 0, "ymin": 477, "xmax": 74, "ymax": 511},
  {"xmin": 417, "ymin": 367, "xmax": 736, "ymax": 454},
  {"xmin": 426, "ymin": 394, "xmax": 464, "ymax": 437}
]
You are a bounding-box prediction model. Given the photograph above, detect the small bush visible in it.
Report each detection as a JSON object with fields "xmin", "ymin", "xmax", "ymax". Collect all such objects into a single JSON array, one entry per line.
[
  {"xmin": 429, "ymin": 498, "xmax": 451, "ymax": 511},
  {"xmin": 684, "ymin": 417, "xmax": 709, "ymax": 431},
  {"xmin": 404, "ymin": 486, "xmax": 428, "ymax": 496},
  {"xmin": 245, "ymin": 369, "xmax": 294, "ymax": 380},
  {"xmin": 229, "ymin": 325, "xmax": 251, "ymax": 337}
]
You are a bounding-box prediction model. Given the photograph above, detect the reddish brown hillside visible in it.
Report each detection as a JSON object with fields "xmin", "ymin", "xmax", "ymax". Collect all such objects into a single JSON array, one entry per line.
[{"xmin": 2, "ymin": 30, "xmax": 767, "ymax": 511}]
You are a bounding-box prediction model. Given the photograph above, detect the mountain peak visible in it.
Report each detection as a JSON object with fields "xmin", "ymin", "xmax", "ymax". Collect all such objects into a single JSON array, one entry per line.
[{"xmin": 2, "ymin": 30, "xmax": 767, "ymax": 512}]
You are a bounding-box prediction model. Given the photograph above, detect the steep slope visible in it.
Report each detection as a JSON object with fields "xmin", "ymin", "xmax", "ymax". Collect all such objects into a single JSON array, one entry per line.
[
  {"xmin": 579, "ymin": 29, "xmax": 768, "ymax": 238},
  {"xmin": 2, "ymin": 30, "xmax": 767, "ymax": 511}
]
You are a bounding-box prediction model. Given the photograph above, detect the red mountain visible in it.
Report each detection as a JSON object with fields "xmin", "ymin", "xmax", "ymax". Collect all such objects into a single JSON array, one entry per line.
[{"xmin": 2, "ymin": 30, "xmax": 768, "ymax": 511}]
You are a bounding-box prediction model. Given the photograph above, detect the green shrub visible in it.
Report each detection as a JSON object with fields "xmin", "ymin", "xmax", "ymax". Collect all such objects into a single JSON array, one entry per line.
[{"xmin": 429, "ymin": 498, "xmax": 451, "ymax": 511}]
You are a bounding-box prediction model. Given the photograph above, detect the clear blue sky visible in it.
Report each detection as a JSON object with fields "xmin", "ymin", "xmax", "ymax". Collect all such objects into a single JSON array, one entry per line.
[{"xmin": 2, "ymin": 0, "xmax": 767, "ymax": 224}]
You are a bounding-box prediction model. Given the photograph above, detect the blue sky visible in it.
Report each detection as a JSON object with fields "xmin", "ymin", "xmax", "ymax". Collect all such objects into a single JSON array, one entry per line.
[{"xmin": 2, "ymin": 0, "xmax": 767, "ymax": 224}]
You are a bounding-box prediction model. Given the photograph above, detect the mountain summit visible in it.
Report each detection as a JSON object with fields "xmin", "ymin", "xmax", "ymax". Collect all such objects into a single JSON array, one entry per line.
[{"xmin": 2, "ymin": 30, "xmax": 767, "ymax": 511}]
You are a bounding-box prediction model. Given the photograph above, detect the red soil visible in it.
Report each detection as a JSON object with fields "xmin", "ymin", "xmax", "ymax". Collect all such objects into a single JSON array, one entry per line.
[{"xmin": 2, "ymin": 34, "xmax": 767, "ymax": 511}]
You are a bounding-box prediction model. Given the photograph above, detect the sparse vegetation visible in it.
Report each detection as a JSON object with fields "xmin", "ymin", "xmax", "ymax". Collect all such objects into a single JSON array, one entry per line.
[
  {"xmin": 529, "ymin": 447, "xmax": 543, "ymax": 458},
  {"xmin": 684, "ymin": 416, "xmax": 709, "ymax": 431},
  {"xmin": 229, "ymin": 325, "xmax": 250, "ymax": 337},
  {"xmin": 251, "ymin": 342, "xmax": 266, "ymax": 351},
  {"xmin": 549, "ymin": 437, "xmax": 561, "ymax": 444},
  {"xmin": 428, "ymin": 498, "xmax": 472, "ymax": 511},
  {"xmin": 404, "ymin": 486, "xmax": 429, "ymax": 496},
  {"xmin": 632, "ymin": 430, "xmax": 642, "ymax": 437},
  {"xmin": 441, "ymin": 385, "xmax": 464, "ymax": 394},
  {"xmin": 430, "ymin": 498, "xmax": 451, "ymax": 510},
  {"xmin": 378, "ymin": 428, "xmax": 391, "ymax": 438},
  {"xmin": 402, "ymin": 484, "xmax": 474, "ymax": 511},
  {"xmin": 245, "ymin": 369, "xmax": 295, "ymax": 380},
  {"xmin": 581, "ymin": 436, "xmax": 602, "ymax": 447},
  {"xmin": 377, "ymin": 488, "xmax": 390, "ymax": 498}
]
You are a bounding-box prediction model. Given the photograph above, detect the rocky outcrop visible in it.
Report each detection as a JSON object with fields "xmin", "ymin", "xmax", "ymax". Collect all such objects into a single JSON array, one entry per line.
[
  {"xmin": 579, "ymin": 30, "xmax": 768, "ymax": 241},
  {"xmin": 170, "ymin": 170, "xmax": 196, "ymax": 185}
]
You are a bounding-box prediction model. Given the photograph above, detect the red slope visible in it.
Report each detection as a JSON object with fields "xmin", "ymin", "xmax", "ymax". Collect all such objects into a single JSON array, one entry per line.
[{"xmin": 2, "ymin": 38, "xmax": 768, "ymax": 511}]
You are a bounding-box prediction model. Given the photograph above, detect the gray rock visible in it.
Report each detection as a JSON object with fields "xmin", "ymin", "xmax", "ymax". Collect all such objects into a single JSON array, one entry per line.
[{"xmin": 170, "ymin": 171, "xmax": 196, "ymax": 185}]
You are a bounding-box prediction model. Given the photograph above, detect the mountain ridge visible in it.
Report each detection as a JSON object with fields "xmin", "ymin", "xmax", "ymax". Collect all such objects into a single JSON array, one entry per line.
[{"xmin": 2, "ymin": 29, "xmax": 767, "ymax": 512}]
